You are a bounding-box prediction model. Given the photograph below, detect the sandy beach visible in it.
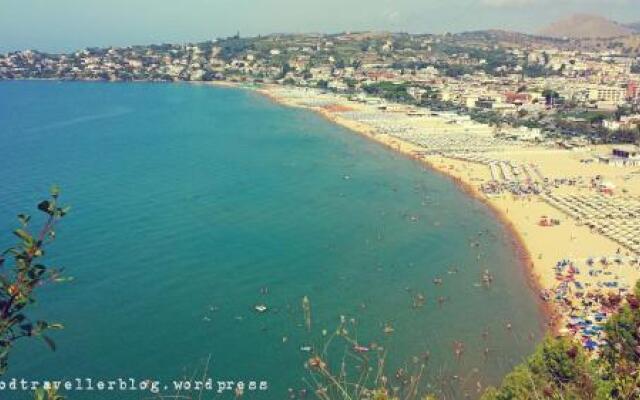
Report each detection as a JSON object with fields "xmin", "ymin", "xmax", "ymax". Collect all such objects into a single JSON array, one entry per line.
[{"xmin": 254, "ymin": 84, "xmax": 640, "ymax": 349}]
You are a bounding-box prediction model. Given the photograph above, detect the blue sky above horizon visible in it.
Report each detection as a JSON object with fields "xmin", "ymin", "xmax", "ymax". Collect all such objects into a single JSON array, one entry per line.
[{"xmin": 1, "ymin": 0, "xmax": 640, "ymax": 53}]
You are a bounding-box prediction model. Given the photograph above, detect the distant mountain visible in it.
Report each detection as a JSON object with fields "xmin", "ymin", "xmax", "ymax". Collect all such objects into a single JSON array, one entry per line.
[
  {"xmin": 538, "ymin": 14, "xmax": 635, "ymax": 39},
  {"xmin": 625, "ymin": 22, "xmax": 640, "ymax": 32}
]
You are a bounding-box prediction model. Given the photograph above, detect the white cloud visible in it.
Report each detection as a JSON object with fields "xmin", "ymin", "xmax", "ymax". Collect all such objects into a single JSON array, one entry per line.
[{"xmin": 386, "ymin": 10, "xmax": 400, "ymax": 21}]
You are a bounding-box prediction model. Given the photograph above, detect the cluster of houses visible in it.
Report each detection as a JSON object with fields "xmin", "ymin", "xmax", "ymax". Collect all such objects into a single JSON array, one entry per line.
[
  {"xmin": 599, "ymin": 145, "xmax": 640, "ymax": 166},
  {"xmin": 1, "ymin": 32, "xmax": 639, "ymax": 140}
]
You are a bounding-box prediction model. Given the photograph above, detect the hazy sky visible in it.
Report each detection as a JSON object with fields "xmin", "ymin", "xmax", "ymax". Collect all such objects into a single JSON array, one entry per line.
[{"xmin": 2, "ymin": 0, "xmax": 640, "ymax": 53}]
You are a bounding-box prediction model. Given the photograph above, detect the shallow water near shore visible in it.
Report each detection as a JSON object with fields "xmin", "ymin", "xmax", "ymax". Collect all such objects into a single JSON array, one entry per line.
[{"xmin": 0, "ymin": 81, "xmax": 544, "ymax": 399}]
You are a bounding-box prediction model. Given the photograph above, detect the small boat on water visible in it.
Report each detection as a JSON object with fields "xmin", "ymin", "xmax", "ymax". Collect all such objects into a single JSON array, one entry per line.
[
  {"xmin": 300, "ymin": 345, "xmax": 313, "ymax": 352},
  {"xmin": 353, "ymin": 345, "xmax": 370, "ymax": 353},
  {"xmin": 254, "ymin": 304, "xmax": 268, "ymax": 313}
]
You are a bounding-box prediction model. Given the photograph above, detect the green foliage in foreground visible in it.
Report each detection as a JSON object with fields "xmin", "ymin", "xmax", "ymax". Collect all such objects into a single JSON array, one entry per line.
[
  {"xmin": 34, "ymin": 387, "xmax": 65, "ymax": 400},
  {"xmin": 481, "ymin": 283, "xmax": 640, "ymax": 400},
  {"xmin": 0, "ymin": 187, "xmax": 70, "ymax": 375}
]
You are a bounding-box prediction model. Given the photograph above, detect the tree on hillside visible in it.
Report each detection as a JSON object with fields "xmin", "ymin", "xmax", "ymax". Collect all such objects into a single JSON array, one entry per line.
[{"xmin": 316, "ymin": 79, "xmax": 329, "ymax": 89}]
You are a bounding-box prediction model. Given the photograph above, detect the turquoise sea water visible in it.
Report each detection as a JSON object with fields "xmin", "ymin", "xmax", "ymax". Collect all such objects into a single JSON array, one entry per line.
[{"xmin": 0, "ymin": 81, "xmax": 544, "ymax": 399}]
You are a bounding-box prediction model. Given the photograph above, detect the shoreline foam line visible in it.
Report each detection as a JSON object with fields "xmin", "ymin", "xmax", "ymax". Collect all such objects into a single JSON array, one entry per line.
[{"xmin": 251, "ymin": 83, "xmax": 556, "ymax": 334}]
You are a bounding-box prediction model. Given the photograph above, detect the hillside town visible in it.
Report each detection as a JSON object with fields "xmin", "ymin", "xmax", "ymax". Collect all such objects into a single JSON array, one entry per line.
[{"xmin": 2, "ymin": 31, "xmax": 640, "ymax": 145}]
